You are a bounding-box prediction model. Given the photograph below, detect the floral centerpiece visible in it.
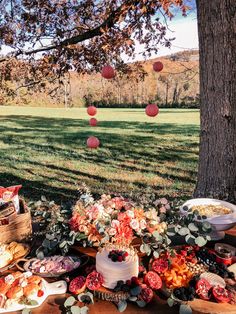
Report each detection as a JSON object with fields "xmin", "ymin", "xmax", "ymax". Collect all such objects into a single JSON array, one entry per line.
[{"xmin": 69, "ymin": 193, "xmax": 169, "ymax": 257}]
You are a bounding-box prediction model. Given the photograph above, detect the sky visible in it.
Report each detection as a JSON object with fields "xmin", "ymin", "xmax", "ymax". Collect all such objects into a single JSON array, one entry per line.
[{"xmin": 129, "ymin": 10, "xmax": 198, "ymax": 62}]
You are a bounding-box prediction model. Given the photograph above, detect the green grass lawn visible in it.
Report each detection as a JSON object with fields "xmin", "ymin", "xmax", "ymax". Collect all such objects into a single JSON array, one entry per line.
[{"xmin": 0, "ymin": 106, "xmax": 200, "ymax": 202}]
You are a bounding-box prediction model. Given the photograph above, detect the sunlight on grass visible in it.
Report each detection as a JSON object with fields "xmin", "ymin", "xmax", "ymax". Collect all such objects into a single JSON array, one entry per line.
[{"xmin": 0, "ymin": 106, "xmax": 199, "ymax": 202}]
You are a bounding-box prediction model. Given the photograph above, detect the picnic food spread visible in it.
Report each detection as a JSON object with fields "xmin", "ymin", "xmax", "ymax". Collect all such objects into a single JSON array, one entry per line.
[{"xmin": 0, "ymin": 186, "xmax": 236, "ymax": 313}]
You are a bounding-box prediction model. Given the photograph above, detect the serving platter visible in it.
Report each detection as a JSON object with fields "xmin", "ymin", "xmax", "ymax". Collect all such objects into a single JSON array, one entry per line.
[
  {"xmin": 0, "ymin": 279, "xmax": 67, "ymax": 313},
  {"xmin": 180, "ymin": 198, "xmax": 236, "ymax": 240},
  {"xmin": 16, "ymin": 255, "xmax": 89, "ymax": 278},
  {"xmin": 0, "ymin": 243, "xmax": 30, "ymax": 273}
]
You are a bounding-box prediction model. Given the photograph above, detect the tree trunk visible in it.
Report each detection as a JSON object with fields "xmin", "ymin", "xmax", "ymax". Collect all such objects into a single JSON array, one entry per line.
[{"xmin": 194, "ymin": 0, "xmax": 236, "ymax": 202}]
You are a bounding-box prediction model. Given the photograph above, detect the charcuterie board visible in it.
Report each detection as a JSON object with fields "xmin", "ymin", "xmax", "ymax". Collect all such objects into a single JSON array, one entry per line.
[
  {"xmin": 0, "ymin": 279, "xmax": 67, "ymax": 313},
  {"xmin": 188, "ymin": 298, "xmax": 236, "ymax": 314}
]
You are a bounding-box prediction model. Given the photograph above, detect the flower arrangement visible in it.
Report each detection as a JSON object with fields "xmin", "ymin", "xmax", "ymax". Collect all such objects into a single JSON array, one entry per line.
[
  {"xmin": 69, "ymin": 193, "xmax": 170, "ymax": 256},
  {"xmin": 31, "ymin": 184, "xmax": 213, "ymax": 258}
]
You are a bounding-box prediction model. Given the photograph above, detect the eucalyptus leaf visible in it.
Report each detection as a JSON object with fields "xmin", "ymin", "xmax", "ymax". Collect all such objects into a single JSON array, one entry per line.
[
  {"xmin": 64, "ymin": 296, "xmax": 76, "ymax": 307},
  {"xmin": 140, "ymin": 244, "xmax": 151, "ymax": 255},
  {"xmin": 178, "ymin": 227, "xmax": 190, "ymax": 236},
  {"xmin": 195, "ymin": 236, "xmax": 207, "ymax": 247},
  {"xmin": 70, "ymin": 306, "xmax": 81, "ymax": 314},
  {"xmin": 80, "ymin": 306, "xmax": 89, "ymax": 314},
  {"xmin": 22, "ymin": 309, "xmax": 31, "ymax": 314},
  {"xmin": 188, "ymin": 223, "xmax": 198, "ymax": 232},
  {"xmin": 128, "ymin": 296, "xmax": 137, "ymax": 302},
  {"xmin": 130, "ymin": 286, "xmax": 142, "ymax": 296},
  {"xmin": 136, "ymin": 300, "xmax": 146, "ymax": 308},
  {"xmin": 41, "ymin": 195, "xmax": 47, "ymax": 202},
  {"xmin": 167, "ymin": 297, "xmax": 174, "ymax": 307},
  {"xmin": 179, "ymin": 304, "xmax": 192, "ymax": 314},
  {"xmin": 185, "ymin": 234, "xmax": 195, "ymax": 245},
  {"xmin": 202, "ymin": 221, "xmax": 212, "ymax": 230},
  {"xmin": 117, "ymin": 300, "xmax": 127, "ymax": 312},
  {"xmin": 59, "ymin": 241, "xmax": 67, "ymax": 248},
  {"xmin": 152, "ymin": 231, "xmax": 162, "ymax": 241},
  {"xmin": 153, "ymin": 251, "xmax": 159, "ymax": 258},
  {"xmin": 28, "ymin": 300, "xmax": 39, "ymax": 306}
]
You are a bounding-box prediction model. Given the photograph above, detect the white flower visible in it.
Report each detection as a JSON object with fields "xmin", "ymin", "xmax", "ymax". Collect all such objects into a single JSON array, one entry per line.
[
  {"xmin": 130, "ymin": 219, "xmax": 140, "ymax": 231},
  {"xmin": 145, "ymin": 208, "xmax": 158, "ymax": 221},
  {"xmin": 139, "ymin": 219, "xmax": 147, "ymax": 230},
  {"xmin": 111, "ymin": 220, "xmax": 120, "ymax": 228},
  {"xmin": 126, "ymin": 210, "xmax": 135, "ymax": 218}
]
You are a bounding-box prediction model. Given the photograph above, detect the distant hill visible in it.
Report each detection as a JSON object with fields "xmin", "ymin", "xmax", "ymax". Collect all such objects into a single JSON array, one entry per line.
[{"xmin": 3, "ymin": 50, "xmax": 199, "ymax": 108}]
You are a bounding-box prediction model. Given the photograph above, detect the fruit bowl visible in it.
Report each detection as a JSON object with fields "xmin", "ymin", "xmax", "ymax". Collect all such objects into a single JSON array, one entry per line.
[{"xmin": 180, "ymin": 198, "xmax": 236, "ymax": 240}]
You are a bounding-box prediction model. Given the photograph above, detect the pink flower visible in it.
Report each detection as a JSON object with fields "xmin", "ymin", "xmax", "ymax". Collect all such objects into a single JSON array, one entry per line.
[
  {"xmin": 130, "ymin": 219, "xmax": 140, "ymax": 231},
  {"xmin": 108, "ymin": 228, "xmax": 117, "ymax": 236},
  {"xmin": 79, "ymin": 225, "xmax": 89, "ymax": 234},
  {"xmin": 104, "ymin": 206, "xmax": 113, "ymax": 214},
  {"xmin": 111, "ymin": 220, "xmax": 120, "ymax": 229},
  {"xmin": 159, "ymin": 206, "xmax": 166, "ymax": 214}
]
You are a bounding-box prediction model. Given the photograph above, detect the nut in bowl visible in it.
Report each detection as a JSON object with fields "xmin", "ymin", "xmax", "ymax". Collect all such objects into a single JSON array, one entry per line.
[{"xmin": 180, "ymin": 198, "xmax": 236, "ymax": 240}]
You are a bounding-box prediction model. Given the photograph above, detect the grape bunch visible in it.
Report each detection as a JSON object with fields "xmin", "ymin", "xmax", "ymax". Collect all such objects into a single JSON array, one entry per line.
[
  {"xmin": 173, "ymin": 286, "xmax": 196, "ymax": 301},
  {"xmin": 196, "ymin": 248, "xmax": 235, "ymax": 279}
]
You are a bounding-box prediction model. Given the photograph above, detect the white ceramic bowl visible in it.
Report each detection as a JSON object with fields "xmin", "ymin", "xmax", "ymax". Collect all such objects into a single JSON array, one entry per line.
[{"xmin": 180, "ymin": 198, "xmax": 236, "ymax": 232}]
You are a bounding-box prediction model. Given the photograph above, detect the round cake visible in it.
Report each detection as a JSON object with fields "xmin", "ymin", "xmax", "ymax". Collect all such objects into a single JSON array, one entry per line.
[{"xmin": 96, "ymin": 246, "xmax": 139, "ymax": 289}]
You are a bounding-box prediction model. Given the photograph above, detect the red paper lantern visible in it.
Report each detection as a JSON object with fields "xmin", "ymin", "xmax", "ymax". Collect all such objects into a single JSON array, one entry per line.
[
  {"xmin": 89, "ymin": 118, "xmax": 97, "ymax": 126},
  {"xmin": 87, "ymin": 136, "xmax": 100, "ymax": 148},
  {"xmin": 153, "ymin": 61, "xmax": 163, "ymax": 72},
  {"xmin": 87, "ymin": 106, "xmax": 97, "ymax": 116},
  {"xmin": 145, "ymin": 104, "xmax": 159, "ymax": 117},
  {"xmin": 101, "ymin": 65, "xmax": 116, "ymax": 79}
]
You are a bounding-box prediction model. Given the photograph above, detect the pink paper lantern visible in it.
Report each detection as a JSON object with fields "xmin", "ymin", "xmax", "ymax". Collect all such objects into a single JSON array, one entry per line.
[
  {"xmin": 89, "ymin": 118, "xmax": 97, "ymax": 126},
  {"xmin": 101, "ymin": 65, "xmax": 116, "ymax": 79},
  {"xmin": 153, "ymin": 61, "xmax": 163, "ymax": 72},
  {"xmin": 145, "ymin": 104, "xmax": 159, "ymax": 117},
  {"xmin": 87, "ymin": 106, "xmax": 97, "ymax": 116},
  {"xmin": 87, "ymin": 136, "xmax": 100, "ymax": 148}
]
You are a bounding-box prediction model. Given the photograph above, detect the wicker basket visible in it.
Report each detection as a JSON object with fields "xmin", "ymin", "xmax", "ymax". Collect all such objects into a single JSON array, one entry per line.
[{"xmin": 0, "ymin": 198, "xmax": 32, "ymax": 243}]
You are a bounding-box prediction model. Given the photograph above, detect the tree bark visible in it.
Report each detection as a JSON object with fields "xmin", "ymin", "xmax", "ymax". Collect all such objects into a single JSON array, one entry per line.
[{"xmin": 194, "ymin": 0, "xmax": 236, "ymax": 202}]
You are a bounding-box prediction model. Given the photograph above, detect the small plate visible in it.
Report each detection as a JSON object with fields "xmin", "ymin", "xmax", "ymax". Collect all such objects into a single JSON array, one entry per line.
[{"xmin": 17, "ymin": 255, "xmax": 89, "ymax": 278}]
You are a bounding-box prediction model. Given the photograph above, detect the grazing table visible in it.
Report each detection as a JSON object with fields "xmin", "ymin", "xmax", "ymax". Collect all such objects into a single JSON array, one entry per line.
[{"xmin": 4, "ymin": 229, "xmax": 236, "ymax": 314}]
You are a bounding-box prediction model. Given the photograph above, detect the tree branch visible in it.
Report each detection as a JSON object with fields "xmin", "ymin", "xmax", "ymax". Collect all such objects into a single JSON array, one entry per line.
[{"xmin": 0, "ymin": 1, "xmax": 133, "ymax": 62}]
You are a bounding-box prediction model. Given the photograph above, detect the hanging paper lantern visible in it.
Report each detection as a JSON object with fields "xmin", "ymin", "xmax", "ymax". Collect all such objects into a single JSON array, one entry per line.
[
  {"xmin": 101, "ymin": 65, "xmax": 116, "ymax": 79},
  {"xmin": 87, "ymin": 136, "xmax": 100, "ymax": 148},
  {"xmin": 153, "ymin": 61, "xmax": 163, "ymax": 72},
  {"xmin": 87, "ymin": 106, "xmax": 97, "ymax": 116},
  {"xmin": 145, "ymin": 104, "xmax": 159, "ymax": 117},
  {"xmin": 89, "ymin": 118, "xmax": 98, "ymax": 126}
]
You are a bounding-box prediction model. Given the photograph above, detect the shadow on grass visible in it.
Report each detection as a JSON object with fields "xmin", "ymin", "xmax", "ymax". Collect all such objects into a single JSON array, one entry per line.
[{"xmin": 0, "ymin": 115, "xmax": 199, "ymax": 202}]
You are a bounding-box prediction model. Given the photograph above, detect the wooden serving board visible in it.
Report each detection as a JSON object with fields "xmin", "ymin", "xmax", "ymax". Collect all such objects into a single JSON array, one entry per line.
[
  {"xmin": 94, "ymin": 286, "xmax": 129, "ymax": 302},
  {"xmin": 0, "ymin": 279, "xmax": 67, "ymax": 313},
  {"xmin": 188, "ymin": 299, "xmax": 236, "ymax": 314}
]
